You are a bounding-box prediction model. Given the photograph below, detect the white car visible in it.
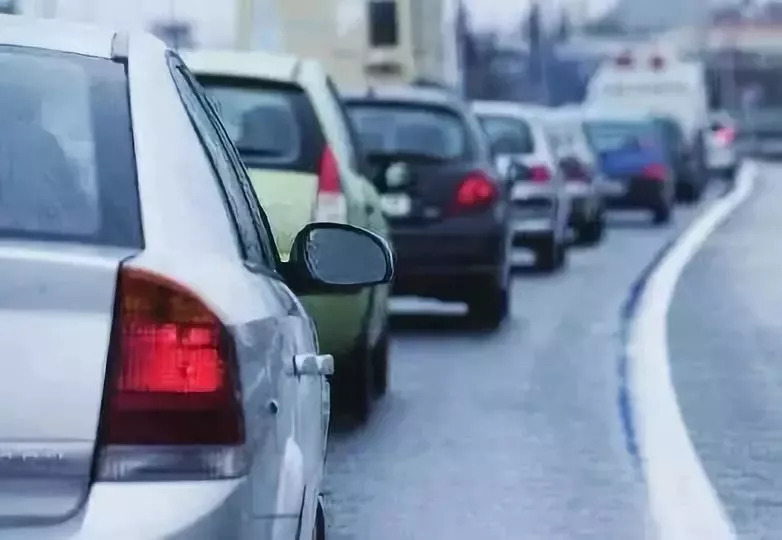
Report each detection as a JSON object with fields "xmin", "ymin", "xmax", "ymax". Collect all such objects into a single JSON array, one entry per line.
[
  {"xmin": 472, "ymin": 101, "xmax": 570, "ymax": 271},
  {"xmin": 706, "ymin": 111, "xmax": 739, "ymax": 178},
  {"xmin": 0, "ymin": 15, "xmax": 392, "ymax": 540}
]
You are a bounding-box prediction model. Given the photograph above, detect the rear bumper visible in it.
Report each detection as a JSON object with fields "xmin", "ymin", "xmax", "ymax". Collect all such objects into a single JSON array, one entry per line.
[
  {"xmin": 2, "ymin": 479, "xmax": 298, "ymax": 540},
  {"xmin": 603, "ymin": 178, "xmax": 668, "ymax": 210},
  {"xmin": 390, "ymin": 216, "xmax": 506, "ymax": 301}
]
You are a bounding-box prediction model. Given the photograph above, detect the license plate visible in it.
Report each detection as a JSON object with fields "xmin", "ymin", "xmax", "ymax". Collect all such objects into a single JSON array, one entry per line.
[
  {"xmin": 602, "ymin": 179, "xmax": 627, "ymax": 195},
  {"xmin": 511, "ymin": 183, "xmax": 542, "ymax": 200},
  {"xmin": 380, "ymin": 193, "xmax": 412, "ymax": 217}
]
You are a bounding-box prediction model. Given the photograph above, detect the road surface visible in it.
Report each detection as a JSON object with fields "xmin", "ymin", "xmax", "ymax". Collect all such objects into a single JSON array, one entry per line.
[{"xmin": 324, "ymin": 183, "xmax": 726, "ymax": 539}]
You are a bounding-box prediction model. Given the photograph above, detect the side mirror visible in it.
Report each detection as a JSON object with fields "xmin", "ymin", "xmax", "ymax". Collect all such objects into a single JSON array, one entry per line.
[{"xmin": 283, "ymin": 223, "xmax": 394, "ymax": 295}]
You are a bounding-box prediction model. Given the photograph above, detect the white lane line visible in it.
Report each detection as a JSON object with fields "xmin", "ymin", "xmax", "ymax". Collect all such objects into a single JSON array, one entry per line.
[{"xmin": 629, "ymin": 164, "xmax": 757, "ymax": 540}]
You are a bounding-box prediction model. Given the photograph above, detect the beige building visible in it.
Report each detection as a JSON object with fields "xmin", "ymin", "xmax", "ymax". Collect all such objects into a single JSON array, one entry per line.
[{"xmin": 237, "ymin": 0, "xmax": 463, "ymax": 91}]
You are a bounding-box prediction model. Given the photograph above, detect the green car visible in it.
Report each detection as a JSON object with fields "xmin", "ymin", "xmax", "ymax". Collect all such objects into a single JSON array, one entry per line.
[{"xmin": 185, "ymin": 50, "xmax": 392, "ymax": 422}]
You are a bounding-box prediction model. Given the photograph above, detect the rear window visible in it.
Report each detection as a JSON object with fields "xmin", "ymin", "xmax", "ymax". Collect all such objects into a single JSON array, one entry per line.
[
  {"xmin": 584, "ymin": 120, "xmax": 660, "ymax": 154},
  {"xmin": 347, "ymin": 102, "xmax": 468, "ymax": 161},
  {"xmin": 0, "ymin": 46, "xmax": 141, "ymax": 248},
  {"xmin": 197, "ymin": 76, "xmax": 322, "ymax": 173},
  {"xmin": 477, "ymin": 114, "xmax": 535, "ymax": 154}
]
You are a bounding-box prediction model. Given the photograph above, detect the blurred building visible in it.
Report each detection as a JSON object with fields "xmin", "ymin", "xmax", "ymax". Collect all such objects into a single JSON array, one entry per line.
[{"xmin": 251, "ymin": 0, "xmax": 465, "ymax": 91}]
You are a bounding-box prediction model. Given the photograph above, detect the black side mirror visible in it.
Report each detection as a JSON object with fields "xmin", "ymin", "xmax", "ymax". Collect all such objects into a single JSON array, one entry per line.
[{"xmin": 283, "ymin": 223, "xmax": 394, "ymax": 295}]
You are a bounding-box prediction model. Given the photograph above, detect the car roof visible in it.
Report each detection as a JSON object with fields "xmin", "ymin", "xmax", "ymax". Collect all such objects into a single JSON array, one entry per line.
[
  {"xmin": 343, "ymin": 85, "xmax": 463, "ymax": 110},
  {"xmin": 0, "ymin": 14, "xmax": 118, "ymax": 58},
  {"xmin": 181, "ymin": 49, "xmax": 309, "ymax": 83}
]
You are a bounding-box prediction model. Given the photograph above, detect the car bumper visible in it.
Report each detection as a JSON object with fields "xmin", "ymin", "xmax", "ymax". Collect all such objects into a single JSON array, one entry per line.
[
  {"xmin": 390, "ymin": 216, "xmax": 506, "ymax": 301},
  {"xmin": 2, "ymin": 479, "xmax": 298, "ymax": 540},
  {"xmin": 707, "ymin": 146, "xmax": 737, "ymax": 170},
  {"xmin": 602, "ymin": 178, "xmax": 668, "ymax": 210}
]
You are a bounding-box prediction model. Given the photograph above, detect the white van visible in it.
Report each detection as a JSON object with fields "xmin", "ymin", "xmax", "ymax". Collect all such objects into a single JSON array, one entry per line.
[{"xmin": 585, "ymin": 48, "xmax": 710, "ymax": 200}]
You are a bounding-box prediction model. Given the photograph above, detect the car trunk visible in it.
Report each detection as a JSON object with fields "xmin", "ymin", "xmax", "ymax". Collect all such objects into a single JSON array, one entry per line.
[
  {"xmin": 0, "ymin": 242, "xmax": 136, "ymax": 525},
  {"xmin": 367, "ymin": 152, "xmax": 476, "ymax": 225},
  {"xmin": 246, "ymin": 168, "xmax": 318, "ymax": 261}
]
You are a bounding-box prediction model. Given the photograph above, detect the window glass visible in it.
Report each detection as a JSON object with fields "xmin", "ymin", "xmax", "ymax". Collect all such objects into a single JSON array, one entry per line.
[
  {"xmin": 0, "ymin": 46, "xmax": 141, "ymax": 247},
  {"xmin": 477, "ymin": 115, "xmax": 535, "ymax": 154}
]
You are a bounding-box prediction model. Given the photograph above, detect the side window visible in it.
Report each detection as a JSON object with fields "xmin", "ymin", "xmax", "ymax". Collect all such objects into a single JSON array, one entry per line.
[{"xmin": 168, "ymin": 57, "xmax": 275, "ymax": 269}]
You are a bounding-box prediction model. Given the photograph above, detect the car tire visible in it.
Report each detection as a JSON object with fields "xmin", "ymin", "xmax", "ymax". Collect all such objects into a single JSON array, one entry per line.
[
  {"xmin": 652, "ymin": 202, "xmax": 672, "ymax": 225},
  {"xmin": 468, "ymin": 283, "xmax": 509, "ymax": 330},
  {"xmin": 537, "ymin": 235, "xmax": 566, "ymax": 272},
  {"xmin": 372, "ymin": 331, "xmax": 389, "ymax": 397},
  {"xmin": 347, "ymin": 338, "xmax": 374, "ymax": 424},
  {"xmin": 578, "ymin": 215, "xmax": 605, "ymax": 246}
]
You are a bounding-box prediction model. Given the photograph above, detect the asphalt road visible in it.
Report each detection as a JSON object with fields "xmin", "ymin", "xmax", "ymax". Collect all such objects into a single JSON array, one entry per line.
[
  {"xmin": 324, "ymin": 185, "xmax": 725, "ymax": 540},
  {"xmin": 669, "ymin": 163, "xmax": 782, "ymax": 540}
]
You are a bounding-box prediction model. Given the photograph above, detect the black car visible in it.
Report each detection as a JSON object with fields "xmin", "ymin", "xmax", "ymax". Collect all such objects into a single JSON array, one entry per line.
[
  {"xmin": 344, "ymin": 87, "xmax": 511, "ymax": 328},
  {"xmin": 652, "ymin": 115, "xmax": 707, "ymax": 203}
]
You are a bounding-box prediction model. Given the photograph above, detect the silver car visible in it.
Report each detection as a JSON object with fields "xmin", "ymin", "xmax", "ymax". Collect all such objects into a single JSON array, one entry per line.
[
  {"xmin": 0, "ymin": 16, "xmax": 393, "ymax": 540},
  {"xmin": 473, "ymin": 101, "xmax": 570, "ymax": 272}
]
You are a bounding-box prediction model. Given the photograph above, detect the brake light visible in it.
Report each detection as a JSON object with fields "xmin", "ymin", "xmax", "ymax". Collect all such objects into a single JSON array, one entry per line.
[
  {"xmin": 452, "ymin": 172, "xmax": 497, "ymax": 213},
  {"xmin": 714, "ymin": 127, "xmax": 735, "ymax": 146},
  {"xmin": 564, "ymin": 161, "xmax": 589, "ymax": 182},
  {"xmin": 615, "ymin": 52, "xmax": 633, "ymax": 67},
  {"xmin": 530, "ymin": 165, "xmax": 551, "ymax": 182},
  {"xmin": 642, "ymin": 163, "xmax": 668, "ymax": 181},
  {"xmin": 315, "ymin": 146, "xmax": 347, "ymax": 223},
  {"xmin": 98, "ymin": 267, "xmax": 246, "ymax": 481}
]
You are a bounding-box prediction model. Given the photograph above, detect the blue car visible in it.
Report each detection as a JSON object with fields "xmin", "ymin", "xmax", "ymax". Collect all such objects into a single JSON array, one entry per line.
[{"xmin": 585, "ymin": 116, "xmax": 675, "ymax": 224}]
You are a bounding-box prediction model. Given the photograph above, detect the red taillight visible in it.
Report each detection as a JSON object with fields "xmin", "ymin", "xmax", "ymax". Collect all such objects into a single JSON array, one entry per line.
[
  {"xmin": 453, "ymin": 172, "xmax": 497, "ymax": 213},
  {"xmin": 318, "ymin": 146, "xmax": 341, "ymax": 193},
  {"xmin": 530, "ymin": 165, "xmax": 551, "ymax": 182},
  {"xmin": 564, "ymin": 162, "xmax": 589, "ymax": 182},
  {"xmin": 315, "ymin": 146, "xmax": 348, "ymax": 223},
  {"xmin": 714, "ymin": 127, "xmax": 735, "ymax": 146},
  {"xmin": 101, "ymin": 268, "xmax": 243, "ymax": 447},
  {"xmin": 642, "ymin": 163, "xmax": 668, "ymax": 181}
]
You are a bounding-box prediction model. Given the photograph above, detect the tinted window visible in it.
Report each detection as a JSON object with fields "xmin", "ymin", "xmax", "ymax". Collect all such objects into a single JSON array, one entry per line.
[
  {"xmin": 477, "ymin": 115, "xmax": 535, "ymax": 154},
  {"xmin": 348, "ymin": 102, "xmax": 468, "ymax": 160},
  {"xmin": 0, "ymin": 46, "xmax": 140, "ymax": 247},
  {"xmin": 197, "ymin": 76, "xmax": 323, "ymax": 174},
  {"xmin": 584, "ymin": 121, "xmax": 660, "ymax": 153}
]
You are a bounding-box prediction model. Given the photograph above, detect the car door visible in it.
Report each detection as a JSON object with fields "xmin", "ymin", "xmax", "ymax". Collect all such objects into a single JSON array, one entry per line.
[{"xmin": 170, "ymin": 57, "xmax": 328, "ymax": 535}]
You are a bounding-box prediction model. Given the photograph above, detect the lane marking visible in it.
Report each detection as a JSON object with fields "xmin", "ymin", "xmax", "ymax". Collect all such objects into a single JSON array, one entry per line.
[{"xmin": 629, "ymin": 165, "xmax": 757, "ymax": 540}]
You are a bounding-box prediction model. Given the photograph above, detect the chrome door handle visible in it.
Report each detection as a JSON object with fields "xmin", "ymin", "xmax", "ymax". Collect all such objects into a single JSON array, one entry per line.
[{"xmin": 288, "ymin": 354, "xmax": 335, "ymax": 377}]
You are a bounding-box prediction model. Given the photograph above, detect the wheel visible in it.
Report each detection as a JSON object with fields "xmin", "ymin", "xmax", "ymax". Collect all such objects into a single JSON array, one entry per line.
[
  {"xmin": 536, "ymin": 235, "xmax": 566, "ymax": 272},
  {"xmin": 346, "ymin": 338, "xmax": 374, "ymax": 424},
  {"xmin": 652, "ymin": 203, "xmax": 672, "ymax": 225},
  {"xmin": 371, "ymin": 331, "xmax": 389, "ymax": 396},
  {"xmin": 578, "ymin": 215, "xmax": 605, "ymax": 246},
  {"xmin": 468, "ymin": 284, "xmax": 508, "ymax": 330}
]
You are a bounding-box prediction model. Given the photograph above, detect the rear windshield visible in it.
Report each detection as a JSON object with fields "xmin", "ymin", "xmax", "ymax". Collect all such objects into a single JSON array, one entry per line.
[
  {"xmin": 197, "ymin": 76, "xmax": 322, "ymax": 173},
  {"xmin": 347, "ymin": 102, "xmax": 468, "ymax": 161},
  {"xmin": 477, "ymin": 114, "xmax": 535, "ymax": 154},
  {"xmin": 0, "ymin": 46, "xmax": 140, "ymax": 247},
  {"xmin": 584, "ymin": 120, "xmax": 660, "ymax": 153}
]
